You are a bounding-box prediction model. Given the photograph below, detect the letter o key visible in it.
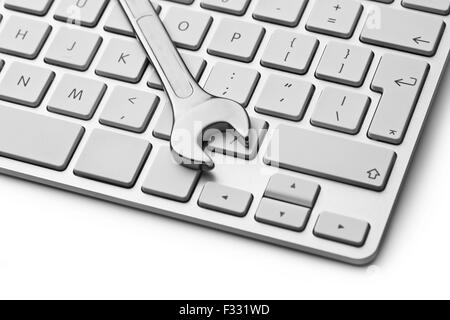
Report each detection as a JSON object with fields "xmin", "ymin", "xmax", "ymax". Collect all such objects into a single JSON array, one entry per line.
[{"xmin": 178, "ymin": 21, "xmax": 190, "ymax": 32}]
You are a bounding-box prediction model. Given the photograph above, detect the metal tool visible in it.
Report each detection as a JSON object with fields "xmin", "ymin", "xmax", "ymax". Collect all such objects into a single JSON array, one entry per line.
[{"xmin": 119, "ymin": 0, "xmax": 251, "ymax": 171}]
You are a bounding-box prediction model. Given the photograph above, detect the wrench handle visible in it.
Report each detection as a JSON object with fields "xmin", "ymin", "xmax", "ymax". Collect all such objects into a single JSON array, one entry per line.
[{"xmin": 119, "ymin": 0, "xmax": 199, "ymax": 100}]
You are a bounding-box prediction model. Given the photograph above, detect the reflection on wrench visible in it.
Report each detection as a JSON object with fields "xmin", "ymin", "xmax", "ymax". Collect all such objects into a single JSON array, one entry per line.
[{"xmin": 119, "ymin": 0, "xmax": 250, "ymax": 171}]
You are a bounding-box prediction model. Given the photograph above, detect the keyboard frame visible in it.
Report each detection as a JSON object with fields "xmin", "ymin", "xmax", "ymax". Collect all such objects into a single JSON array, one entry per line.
[{"xmin": 0, "ymin": 0, "xmax": 449, "ymax": 265}]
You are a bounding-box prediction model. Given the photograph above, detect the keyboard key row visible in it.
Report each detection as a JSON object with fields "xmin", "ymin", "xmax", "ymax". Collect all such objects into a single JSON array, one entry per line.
[{"xmin": 0, "ymin": 106, "xmax": 371, "ymax": 248}]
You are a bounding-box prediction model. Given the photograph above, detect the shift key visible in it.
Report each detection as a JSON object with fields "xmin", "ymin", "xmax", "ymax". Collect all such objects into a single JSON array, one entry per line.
[{"xmin": 264, "ymin": 126, "xmax": 396, "ymax": 191}]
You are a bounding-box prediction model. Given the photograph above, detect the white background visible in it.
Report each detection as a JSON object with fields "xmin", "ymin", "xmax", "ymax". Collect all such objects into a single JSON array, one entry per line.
[{"xmin": 1, "ymin": 69, "xmax": 450, "ymax": 301}]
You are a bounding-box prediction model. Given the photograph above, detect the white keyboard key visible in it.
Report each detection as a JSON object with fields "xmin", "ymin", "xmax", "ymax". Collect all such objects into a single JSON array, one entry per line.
[
  {"xmin": 74, "ymin": 129, "xmax": 151, "ymax": 188},
  {"xmin": 253, "ymin": 0, "xmax": 307, "ymax": 27},
  {"xmin": 255, "ymin": 75, "xmax": 314, "ymax": 121},
  {"xmin": 148, "ymin": 54, "xmax": 206, "ymax": 90},
  {"xmin": 45, "ymin": 26, "xmax": 102, "ymax": 71},
  {"xmin": 261, "ymin": 30, "xmax": 319, "ymax": 75},
  {"xmin": 368, "ymin": 54, "xmax": 429, "ymax": 144},
  {"xmin": 54, "ymin": 0, "xmax": 109, "ymax": 28},
  {"xmin": 142, "ymin": 147, "xmax": 201, "ymax": 203},
  {"xmin": 104, "ymin": 2, "xmax": 161, "ymax": 37},
  {"xmin": 402, "ymin": 0, "xmax": 450, "ymax": 16},
  {"xmin": 4, "ymin": 0, "xmax": 54, "ymax": 16},
  {"xmin": 255, "ymin": 198, "xmax": 311, "ymax": 232},
  {"xmin": 208, "ymin": 19, "xmax": 265, "ymax": 63},
  {"xmin": 198, "ymin": 182, "xmax": 253, "ymax": 217},
  {"xmin": 201, "ymin": 0, "xmax": 250, "ymax": 16},
  {"xmin": 205, "ymin": 117, "xmax": 269, "ymax": 160},
  {"xmin": 265, "ymin": 174, "xmax": 320, "ymax": 208},
  {"xmin": 48, "ymin": 74, "xmax": 107, "ymax": 120},
  {"xmin": 314, "ymin": 212, "xmax": 370, "ymax": 247},
  {"xmin": 204, "ymin": 62, "xmax": 260, "ymax": 107},
  {"xmin": 96, "ymin": 38, "xmax": 148, "ymax": 83},
  {"xmin": 0, "ymin": 15, "xmax": 51, "ymax": 59},
  {"xmin": 167, "ymin": 0, "xmax": 194, "ymax": 4},
  {"xmin": 100, "ymin": 86, "xmax": 159, "ymax": 133},
  {"xmin": 311, "ymin": 87, "xmax": 370, "ymax": 135},
  {"xmin": 361, "ymin": 6, "xmax": 445, "ymax": 56},
  {"xmin": 0, "ymin": 62, "xmax": 55, "ymax": 107},
  {"xmin": 306, "ymin": 0, "xmax": 362, "ymax": 38},
  {"xmin": 153, "ymin": 102, "xmax": 173, "ymax": 141},
  {"xmin": 0, "ymin": 106, "xmax": 84, "ymax": 171},
  {"xmin": 264, "ymin": 125, "xmax": 397, "ymax": 191},
  {"xmin": 315, "ymin": 42, "xmax": 373, "ymax": 87},
  {"xmin": 164, "ymin": 6, "xmax": 213, "ymax": 50}
]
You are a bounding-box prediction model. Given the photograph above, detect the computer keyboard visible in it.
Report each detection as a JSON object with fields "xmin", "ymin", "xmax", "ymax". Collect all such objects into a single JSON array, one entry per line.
[{"xmin": 0, "ymin": 0, "xmax": 448, "ymax": 265}]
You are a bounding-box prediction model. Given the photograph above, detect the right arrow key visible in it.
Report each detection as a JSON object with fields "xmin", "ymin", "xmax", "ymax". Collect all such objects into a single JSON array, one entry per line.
[
  {"xmin": 314, "ymin": 212, "xmax": 370, "ymax": 247},
  {"xmin": 360, "ymin": 6, "xmax": 445, "ymax": 57}
]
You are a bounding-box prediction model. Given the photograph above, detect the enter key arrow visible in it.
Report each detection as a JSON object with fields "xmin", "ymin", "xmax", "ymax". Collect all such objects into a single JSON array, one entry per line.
[
  {"xmin": 413, "ymin": 36, "xmax": 431, "ymax": 45},
  {"xmin": 394, "ymin": 77, "xmax": 418, "ymax": 87}
]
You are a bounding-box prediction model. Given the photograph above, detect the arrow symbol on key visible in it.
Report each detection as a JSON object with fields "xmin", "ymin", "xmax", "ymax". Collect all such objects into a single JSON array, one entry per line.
[
  {"xmin": 395, "ymin": 77, "xmax": 417, "ymax": 87},
  {"xmin": 413, "ymin": 36, "xmax": 430, "ymax": 45},
  {"xmin": 280, "ymin": 211, "xmax": 286, "ymax": 217},
  {"xmin": 128, "ymin": 97, "xmax": 137, "ymax": 104},
  {"xmin": 222, "ymin": 195, "xmax": 229, "ymax": 200}
]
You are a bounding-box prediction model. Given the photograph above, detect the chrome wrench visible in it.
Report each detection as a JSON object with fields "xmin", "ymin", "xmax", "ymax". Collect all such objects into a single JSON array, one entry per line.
[{"xmin": 119, "ymin": 0, "xmax": 251, "ymax": 171}]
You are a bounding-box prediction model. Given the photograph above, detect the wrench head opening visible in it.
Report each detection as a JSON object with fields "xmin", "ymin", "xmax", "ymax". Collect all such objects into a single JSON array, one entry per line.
[{"xmin": 170, "ymin": 98, "xmax": 251, "ymax": 171}]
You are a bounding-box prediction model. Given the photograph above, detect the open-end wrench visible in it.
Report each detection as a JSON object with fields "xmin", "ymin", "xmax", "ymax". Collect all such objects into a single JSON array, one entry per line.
[{"xmin": 119, "ymin": 0, "xmax": 251, "ymax": 171}]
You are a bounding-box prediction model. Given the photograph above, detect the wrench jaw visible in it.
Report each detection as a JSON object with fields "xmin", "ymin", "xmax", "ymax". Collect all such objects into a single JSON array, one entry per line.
[
  {"xmin": 170, "ymin": 98, "xmax": 251, "ymax": 171},
  {"xmin": 170, "ymin": 125, "xmax": 215, "ymax": 171}
]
